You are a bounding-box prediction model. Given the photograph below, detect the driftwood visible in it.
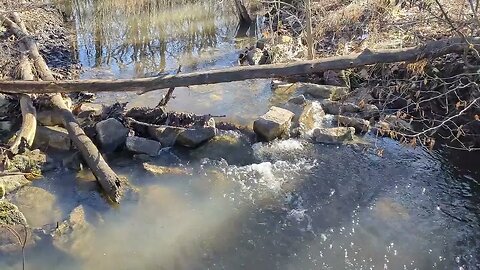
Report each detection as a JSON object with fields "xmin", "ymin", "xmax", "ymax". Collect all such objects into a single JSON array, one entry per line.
[
  {"xmin": 234, "ymin": 0, "xmax": 252, "ymax": 25},
  {"xmin": 9, "ymin": 13, "xmax": 36, "ymax": 154},
  {"xmin": 0, "ymin": 37, "xmax": 479, "ymax": 95},
  {"xmin": 0, "ymin": 13, "xmax": 125, "ymax": 202}
]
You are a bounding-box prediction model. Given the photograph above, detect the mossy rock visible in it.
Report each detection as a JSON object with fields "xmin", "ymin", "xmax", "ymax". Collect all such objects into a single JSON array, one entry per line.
[{"xmin": 0, "ymin": 200, "xmax": 27, "ymax": 227}]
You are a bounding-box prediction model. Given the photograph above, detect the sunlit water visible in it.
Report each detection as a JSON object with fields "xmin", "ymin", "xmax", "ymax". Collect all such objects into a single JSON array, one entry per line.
[{"xmin": 1, "ymin": 1, "xmax": 480, "ymax": 269}]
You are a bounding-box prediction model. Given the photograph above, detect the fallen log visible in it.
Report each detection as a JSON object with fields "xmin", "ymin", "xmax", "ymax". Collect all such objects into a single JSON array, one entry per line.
[
  {"xmin": 0, "ymin": 37, "xmax": 479, "ymax": 94},
  {"xmin": 9, "ymin": 12, "xmax": 36, "ymax": 155},
  {"xmin": 1, "ymin": 13, "xmax": 125, "ymax": 202}
]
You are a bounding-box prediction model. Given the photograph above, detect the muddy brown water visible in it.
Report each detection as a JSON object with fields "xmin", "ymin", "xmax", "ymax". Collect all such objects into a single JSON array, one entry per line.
[{"xmin": 2, "ymin": 0, "xmax": 480, "ymax": 269}]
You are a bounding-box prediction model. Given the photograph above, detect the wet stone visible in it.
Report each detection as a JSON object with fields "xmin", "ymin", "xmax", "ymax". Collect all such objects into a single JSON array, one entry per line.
[
  {"xmin": 313, "ymin": 127, "xmax": 355, "ymax": 144},
  {"xmin": 148, "ymin": 126, "xmax": 183, "ymax": 147},
  {"xmin": 176, "ymin": 126, "xmax": 217, "ymax": 148},
  {"xmin": 254, "ymin": 106, "xmax": 295, "ymax": 141},
  {"xmin": 335, "ymin": 115, "xmax": 370, "ymax": 133},
  {"xmin": 321, "ymin": 100, "xmax": 361, "ymax": 115},
  {"xmin": 0, "ymin": 175, "xmax": 29, "ymax": 196},
  {"xmin": 125, "ymin": 136, "xmax": 162, "ymax": 156},
  {"xmin": 297, "ymin": 102, "xmax": 324, "ymax": 132},
  {"xmin": 95, "ymin": 118, "xmax": 129, "ymax": 152},
  {"xmin": 35, "ymin": 125, "xmax": 71, "ymax": 151},
  {"xmin": 288, "ymin": 94, "xmax": 306, "ymax": 105}
]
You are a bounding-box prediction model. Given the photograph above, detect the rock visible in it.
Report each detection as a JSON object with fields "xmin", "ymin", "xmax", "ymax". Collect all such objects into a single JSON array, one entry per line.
[
  {"xmin": 383, "ymin": 115, "xmax": 412, "ymax": 131},
  {"xmin": 9, "ymin": 149, "xmax": 47, "ymax": 174},
  {"xmin": 313, "ymin": 127, "xmax": 355, "ymax": 144},
  {"xmin": 254, "ymin": 106, "xmax": 295, "ymax": 141},
  {"xmin": 52, "ymin": 205, "xmax": 96, "ymax": 259},
  {"xmin": 176, "ymin": 126, "xmax": 216, "ymax": 147},
  {"xmin": 37, "ymin": 110, "xmax": 64, "ymax": 126},
  {"xmin": 62, "ymin": 151, "xmax": 84, "ymax": 171},
  {"xmin": 288, "ymin": 94, "xmax": 306, "ymax": 105},
  {"xmin": 321, "ymin": 101, "xmax": 361, "ymax": 115},
  {"xmin": 335, "ymin": 115, "xmax": 370, "ymax": 133},
  {"xmin": 360, "ymin": 104, "xmax": 380, "ymax": 119},
  {"xmin": 0, "ymin": 175, "xmax": 29, "ymax": 196},
  {"xmin": 300, "ymin": 83, "xmax": 349, "ymax": 100},
  {"xmin": 0, "ymin": 201, "xmax": 31, "ymax": 253},
  {"xmin": 142, "ymin": 163, "xmax": 188, "ymax": 175},
  {"xmin": 34, "ymin": 125, "xmax": 71, "ymax": 151},
  {"xmin": 11, "ymin": 186, "xmax": 61, "ymax": 228},
  {"xmin": 125, "ymin": 136, "xmax": 162, "ymax": 156},
  {"xmin": 0, "ymin": 121, "xmax": 13, "ymax": 133},
  {"xmin": 73, "ymin": 103, "xmax": 104, "ymax": 118},
  {"xmin": 95, "ymin": 118, "xmax": 129, "ymax": 152},
  {"xmin": 298, "ymin": 102, "xmax": 324, "ymax": 131},
  {"xmin": 148, "ymin": 126, "xmax": 183, "ymax": 147}
]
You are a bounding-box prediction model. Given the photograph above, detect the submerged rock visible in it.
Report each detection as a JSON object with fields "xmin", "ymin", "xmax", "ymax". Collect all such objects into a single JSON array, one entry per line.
[
  {"xmin": 126, "ymin": 136, "xmax": 162, "ymax": 156},
  {"xmin": 35, "ymin": 125, "xmax": 71, "ymax": 151},
  {"xmin": 300, "ymin": 83, "xmax": 349, "ymax": 100},
  {"xmin": 335, "ymin": 115, "xmax": 370, "ymax": 133},
  {"xmin": 62, "ymin": 151, "xmax": 83, "ymax": 171},
  {"xmin": 0, "ymin": 200, "xmax": 30, "ymax": 253},
  {"xmin": 254, "ymin": 106, "xmax": 295, "ymax": 141},
  {"xmin": 95, "ymin": 118, "xmax": 129, "ymax": 152},
  {"xmin": 321, "ymin": 100, "xmax": 361, "ymax": 115},
  {"xmin": 142, "ymin": 163, "xmax": 188, "ymax": 175},
  {"xmin": 11, "ymin": 186, "xmax": 61, "ymax": 228},
  {"xmin": 52, "ymin": 205, "xmax": 95, "ymax": 258},
  {"xmin": 313, "ymin": 127, "xmax": 355, "ymax": 144},
  {"xmin": 0, "ymin": 121, "xmax": 13, "ymax": 133}
]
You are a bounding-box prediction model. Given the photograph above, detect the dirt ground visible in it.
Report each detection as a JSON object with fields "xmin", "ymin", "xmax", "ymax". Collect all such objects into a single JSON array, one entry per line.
[{"xmin": 0, "ymin": 1, "xmax": 78, "ymax": 80}]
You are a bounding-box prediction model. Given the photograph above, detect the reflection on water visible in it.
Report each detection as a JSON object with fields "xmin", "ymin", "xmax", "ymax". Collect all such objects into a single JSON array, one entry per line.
[{"xmin": 69, "ymin": 0, "xmax": 240, "ymax": 78}]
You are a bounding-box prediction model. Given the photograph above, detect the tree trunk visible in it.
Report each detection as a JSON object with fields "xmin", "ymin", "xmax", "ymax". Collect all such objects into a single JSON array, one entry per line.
[{"xmin": 0, "ymin": 37, "xmax": 479, "ymax": 95}]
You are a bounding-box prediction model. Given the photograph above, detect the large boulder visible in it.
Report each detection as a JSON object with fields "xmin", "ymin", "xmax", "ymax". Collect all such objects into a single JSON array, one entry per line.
[
  {"xmin": 300, "ymin": 83, "xmax": 349, "ymax": 100},
  {"xmin": 125, "ymin": 136, "xmax": 162, "ymax": 156},
  {"xmin": 321, "ymin": 100, "xmax": 361, "ymax": 115},
  {"xmin": 254, "ymin": 106, "xmax": 295, "ymax": 141},
  {"xmin": 313, "ymin": 127, "xmax": 355, "ymax": 144},
  {"xmin": 95, "ymin": 118, "xmax": 129, "ymax": 152},
  {"xmin": 335, "ymin": 115, "xmax": 370, "ymax": 133},
  {"xmin": 34, "ymin": 126, "xmax": 71, "ymax": 151},
  {"xmin": 176, "ymin": 126, "xmax": 216, "ymax": 147}
]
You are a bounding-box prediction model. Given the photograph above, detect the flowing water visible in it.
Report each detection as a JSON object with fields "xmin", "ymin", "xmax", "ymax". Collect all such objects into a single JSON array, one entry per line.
[{"xmin": 2, "ymin": 1, "xmax": 480, "ymax": 269}]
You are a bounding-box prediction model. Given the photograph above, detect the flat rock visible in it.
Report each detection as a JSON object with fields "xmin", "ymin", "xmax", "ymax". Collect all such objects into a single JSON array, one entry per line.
[
  {"xmin": 300, "ymin": 83, "xmax": 349, "ymax": 100},
  {"xmin": 34, "ymin": 125, "xmax": 71, "ymax": 151},
  {"xmin": 321, "ymin": 100, "xmax": 361, "ymax": 115},
  {"xmin": 95, "ymin": 118, "xmax": 129, "ymax": 152},
  {"xmin": 335, "ymin": 115, "xmax": 370, "ymax": 133},
  {"xmin": 176, "ymin": 126, "xmax": 216, "ymax": 147},
  {"xmin": 126, "ymin": 136, "xmax": 162, "ymax": 156},
  {"xmin": 254, "ymin": 106, "xmax": 295, "ymax": 141},
  {"xmin": 313, "ymin": 127, "xmax": 355, "ymax": 144}
]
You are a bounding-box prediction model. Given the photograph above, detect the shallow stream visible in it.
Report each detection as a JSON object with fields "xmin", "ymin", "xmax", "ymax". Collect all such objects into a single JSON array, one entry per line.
[{"xmin": 1, "ymin": 0, "xmax": 480, "ymax": 269}]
